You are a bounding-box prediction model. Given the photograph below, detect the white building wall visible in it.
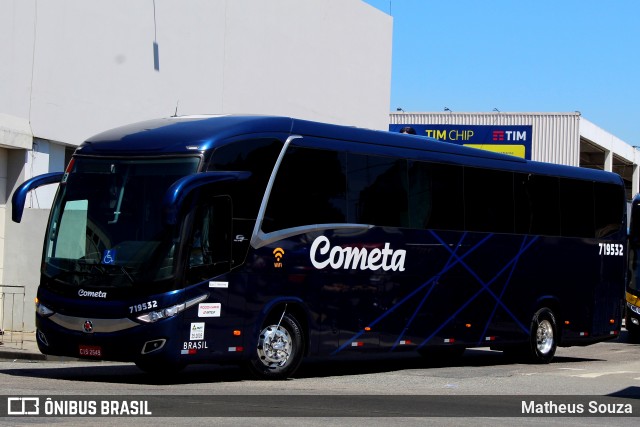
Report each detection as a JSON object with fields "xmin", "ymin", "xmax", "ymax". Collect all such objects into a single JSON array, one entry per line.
[
  {"xmin": 0, "ymin": 1, "xmax": 35, "ymax": 122},
  {"xmin": 0, "ymin": 149, "xmax": 7, "ymax": 205},
  {"xmin": 0, "ymin": 148, "xmax": 7, "ymax": 288},
  {"xmin": 0, "ymin": 0, "xmax": 392, "ymax": 331},
  {"xmin": 222, "ymin": 1, "xmax": 391, "ymax": 129},
  {"xmin": 5, "ymin": 0, "xmax": 391, "ymax": 147},
  {"xmin": 3, "ymin": 209, "xmax": 50, "ymax": 332}
]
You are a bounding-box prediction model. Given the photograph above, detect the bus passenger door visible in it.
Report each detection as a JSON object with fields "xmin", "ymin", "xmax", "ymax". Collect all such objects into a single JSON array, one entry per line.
[{"xmin": 186, "ymin": 196, "xmax": 232, "ymax": 284}]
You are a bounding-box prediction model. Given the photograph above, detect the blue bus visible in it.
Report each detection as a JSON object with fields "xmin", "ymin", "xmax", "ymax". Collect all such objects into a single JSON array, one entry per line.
[{"xmin": 12, "ymin": 115, "xmax": 626, "ymax": 378}]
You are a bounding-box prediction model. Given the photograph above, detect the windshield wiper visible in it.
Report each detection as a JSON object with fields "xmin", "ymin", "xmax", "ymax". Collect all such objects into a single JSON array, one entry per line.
[
  {"xmin": 50, "ymin": 268, "xmax": 102, "ymax": 283},
  {"xmin": 118, "ymin": 265, "xmax": 135, "ymax": 284},
  {"xmin": 51, "ymin": 262, "xmax": 136, "ymax": 285}
]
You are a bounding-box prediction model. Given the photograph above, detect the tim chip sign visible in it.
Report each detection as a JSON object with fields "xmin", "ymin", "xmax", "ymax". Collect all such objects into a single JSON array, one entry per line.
[{"xmin": 390, "ymin": 124, "xmax": 533, "ymax": 160}]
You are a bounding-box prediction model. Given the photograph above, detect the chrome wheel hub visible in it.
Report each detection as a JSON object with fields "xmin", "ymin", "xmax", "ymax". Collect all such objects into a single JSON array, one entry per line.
[
  {"xmin": 535, "ymin": 319, "xmax": 554, "ymax": 354},
  {"xmin": 257, "ymin": 325, "xmax": 292, "ymax": 368}
]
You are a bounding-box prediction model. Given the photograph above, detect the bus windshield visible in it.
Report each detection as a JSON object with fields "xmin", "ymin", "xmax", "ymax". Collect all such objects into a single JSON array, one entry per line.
[{"xmin": 44, "ymin": 156, "xmax": 200, "ymax": 289}]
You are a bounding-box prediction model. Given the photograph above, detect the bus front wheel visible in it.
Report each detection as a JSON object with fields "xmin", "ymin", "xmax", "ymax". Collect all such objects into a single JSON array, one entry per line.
[
  {"xmin": 529, "ymin": 307, "xmax": 557, "ymax": 363},
  {"xmin": 247, "ymin": 312, "xmax": 304, "ymax": 380}
]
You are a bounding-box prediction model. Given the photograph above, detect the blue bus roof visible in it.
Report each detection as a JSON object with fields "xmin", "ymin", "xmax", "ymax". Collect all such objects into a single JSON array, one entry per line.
[
  {"xmin": 78, "ymin": 115, "xmax": 623, "ymax": 185},
  {"xmin": 81, "ymin": 115, "xmax": 294, "ymax": 154}
]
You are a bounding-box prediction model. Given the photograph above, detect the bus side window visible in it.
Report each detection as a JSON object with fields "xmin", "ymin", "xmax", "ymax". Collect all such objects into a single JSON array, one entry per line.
[
  {"xmin": 517, "ymin": 174, "xmax": 560, "ymax": 236},
  {"xmin": 408, "ymin": 161, "xmax": 464, "ymax": 231},
  {"xmin": 189, "ymin": 196, "xmax": 232, "ymax": 270},
  {"xmin": 595, "ymin": 182, "xmax": 624, "ymax": 238},
  {"xmin": 464, "ymin": 167, "xmax": 514, "ymax": 234},
  {"xmin": 560, "ymin": 179, "xmax": 595, "ymax": 238},
  {"xmin": 347, "ymin": 153, "xmax": 408, "ymax": 228}
]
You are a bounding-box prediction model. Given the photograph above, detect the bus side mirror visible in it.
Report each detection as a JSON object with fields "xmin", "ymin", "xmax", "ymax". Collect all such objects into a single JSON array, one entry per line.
[
  {"xmin": 11, "ymin": 172, "xmax": 65, "ymax": 223},
  {"xmin": 162, "ymin": 171, "xmax": 250, "ymax": 225}
]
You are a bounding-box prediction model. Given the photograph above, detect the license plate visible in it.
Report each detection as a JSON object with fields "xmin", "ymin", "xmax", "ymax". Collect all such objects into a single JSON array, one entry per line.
[{"xmin": 79, "ymin": 345, "xmax": 102, "ymax": 358}]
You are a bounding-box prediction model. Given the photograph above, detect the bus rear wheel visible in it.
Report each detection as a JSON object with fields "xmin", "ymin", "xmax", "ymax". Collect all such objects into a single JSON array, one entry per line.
[
  {"xmin": 529, "ymin": 307, "xmax": 557, "ymax": 363},
  {"xmin": 247, "ymin": 312, "xmax": 304, "ymax": 380}
]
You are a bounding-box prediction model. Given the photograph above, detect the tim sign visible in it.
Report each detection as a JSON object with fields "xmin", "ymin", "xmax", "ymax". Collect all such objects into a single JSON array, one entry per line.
[{"xmin": 390, "ymin": 124, "xmax": 533, "ymax": 160}]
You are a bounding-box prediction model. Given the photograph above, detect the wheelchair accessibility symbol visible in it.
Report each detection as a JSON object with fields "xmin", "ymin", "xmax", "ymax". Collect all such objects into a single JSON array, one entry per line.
[{"xmin": 102, "ymin": 249, "xmax": 116, "ymax": 265}]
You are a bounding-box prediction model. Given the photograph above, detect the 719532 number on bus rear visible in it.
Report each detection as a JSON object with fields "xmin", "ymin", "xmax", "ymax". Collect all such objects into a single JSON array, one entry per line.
[{"xmin": 599, "ymin": 243, "xmax": 623, "ymax": 256}]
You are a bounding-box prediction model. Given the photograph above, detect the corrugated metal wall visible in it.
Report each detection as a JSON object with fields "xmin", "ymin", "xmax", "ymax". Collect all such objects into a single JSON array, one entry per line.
[{"xmin": 390, "ymin": 112, "xmax": 581, "ymax": 166}]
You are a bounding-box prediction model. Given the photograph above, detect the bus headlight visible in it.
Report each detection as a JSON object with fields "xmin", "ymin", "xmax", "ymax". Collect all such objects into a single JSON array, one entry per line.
[
  {"xmin": 137, "ymin": 304, "xmax": 183, "ymax": 323},
  {"xmin": 137, "ymin": 293, "xmax": 209, "ymax": 323},
  {"xmin": 35, "ymin": 299, "xmax": 55, "ymax": 318}
]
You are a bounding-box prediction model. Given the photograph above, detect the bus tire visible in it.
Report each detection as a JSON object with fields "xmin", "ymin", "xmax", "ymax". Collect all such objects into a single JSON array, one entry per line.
[
  {"xmin": 247, "ymin": 312, "xmax": 304, "ymax": 380},
  {"xmin": 529, "ymin": 307, "xmax": 557, "ymax": 363}
]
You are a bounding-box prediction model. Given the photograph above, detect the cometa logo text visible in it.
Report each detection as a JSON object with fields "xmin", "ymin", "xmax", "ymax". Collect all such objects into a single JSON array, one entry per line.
[
  {"xmin": 78, "ymin": 289, "xmax": 107, "ymax": 298},
  {"xmin": 310, "ymin": 236, "xmax": 406, "ymax": 271}
]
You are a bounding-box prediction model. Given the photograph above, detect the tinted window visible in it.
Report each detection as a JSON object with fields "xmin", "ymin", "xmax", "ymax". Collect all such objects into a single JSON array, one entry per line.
[
  {"xmin": 514, "ymin": 173, "xmax": 531, "ymax": 234},
  {"xmin": 515, "ymin": 174, "xmax": 560, "ymax": 236},
  {"xmin": 560, "ymin": 179, "xmax": 595, "ymax": 238},
  {"xmin": 347, "ymin": 154, "xmax": 408, "ymax": 227},
  {"xmin": 44, "ymin": 157, "xmax": 201, "ymax": 287},
  {"xmin": 464, "ymin": 167, "xmax": 514, "ymax": 233},
  {"xmin": 259, "ymin": 143, "xmax": 622, "ymax": 239},
  {"xmin": 594, "ymin": 182, "xmax": 624, "ymax": 237},
  {"xmin": 263, "ymin": 147, "xmax": 347, "ymax": 232},
  {"xmin": 209, "ymin": 139, "xmax": 282, "ymax": 218},
  {"xmin": 210, "ymin": 139, "xmax": 281, "ymax": 171},
  {"xmin": 408, "ymin": 161, "xmax": 464, "ymax": 231}
]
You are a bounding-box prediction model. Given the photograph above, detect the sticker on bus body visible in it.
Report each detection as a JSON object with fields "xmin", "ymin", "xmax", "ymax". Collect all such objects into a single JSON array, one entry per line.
[
  {"xmin": 102, "ymin": 249, "xmax": 116, "ymax": 265},
  {"xmin": 209, "ymin": 281, "xmax": 228, "ymax": 288},
  {"xmin": 190, "ymin": 322, "xmax": 205, "ymax": 340},
  {"xmin": 198, "ymin": 303, "xmax": 221, "ymax": 317}
]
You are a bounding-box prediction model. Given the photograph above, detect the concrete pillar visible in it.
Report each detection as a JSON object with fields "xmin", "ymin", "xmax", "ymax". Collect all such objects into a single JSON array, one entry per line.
[
  {"xmin": 633, "ymin": 164, "xmax": 639, "ymax": 198},
  {"xmin": 0, "ymin": 148, "xmax": 8, "ymax": 289},
  {"xmin": 604, "ymin": 149, "xmax": 613, "ymax": 172}
]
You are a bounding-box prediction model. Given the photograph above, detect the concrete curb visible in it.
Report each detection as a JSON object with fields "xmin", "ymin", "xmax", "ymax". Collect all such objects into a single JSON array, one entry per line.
[
  {"xmin": 0, "ymin": 345, "xmax": 47, "ymax": 361},
  {"xmin": 0, "ymin": 331, "xmax": 46, "ymax": 361}
]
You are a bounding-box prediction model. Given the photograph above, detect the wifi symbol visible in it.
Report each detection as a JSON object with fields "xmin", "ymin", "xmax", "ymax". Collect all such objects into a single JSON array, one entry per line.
[{"xmin": 273, "ymin": 248, "xmax": 285, "ymax": 262}]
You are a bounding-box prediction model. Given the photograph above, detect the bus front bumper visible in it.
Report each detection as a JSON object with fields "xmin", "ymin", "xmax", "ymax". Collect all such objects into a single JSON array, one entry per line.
[{"xmin": 35, "ymin": 312, "xmax": 246, "ymax": 365}]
